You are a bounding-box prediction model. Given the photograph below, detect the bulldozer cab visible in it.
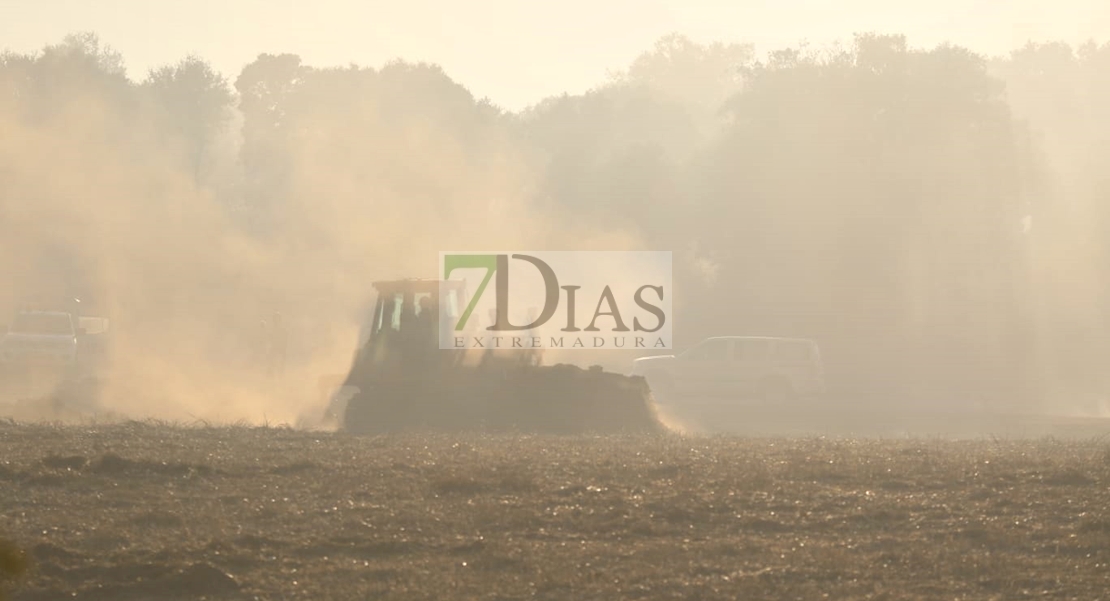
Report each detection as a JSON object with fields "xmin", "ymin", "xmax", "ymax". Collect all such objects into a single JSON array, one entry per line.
[
  {"xmin": 344, "ymin": 279, "xmax": 470, "ymax": 386},
  {"xmin": 365, "ymin": 278, "xmax": 468, "ymax": 344}
]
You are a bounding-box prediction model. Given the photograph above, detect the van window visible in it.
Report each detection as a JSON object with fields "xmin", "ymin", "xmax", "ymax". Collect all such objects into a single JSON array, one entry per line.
[
  {"xmin": 735, "ymin": 338, "xmax": 771, "ymax": 360},
  {"xmin": 775, "ymin": 340, "xmax": 814, "ymax": 361},
  {"xmin": 686, "ymin": 338, "xmax": 730, "ymax": 360}
]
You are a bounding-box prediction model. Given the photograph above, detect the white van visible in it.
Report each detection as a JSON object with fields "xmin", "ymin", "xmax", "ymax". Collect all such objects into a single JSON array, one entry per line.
[{"xmin": 630, "ymin": 336, "xmax": 825, "ymax": 400}]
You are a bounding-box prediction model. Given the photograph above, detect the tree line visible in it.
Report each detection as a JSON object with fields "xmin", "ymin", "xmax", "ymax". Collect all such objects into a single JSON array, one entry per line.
[{"xmin": 2, "ymin": 32, "xmax": 1108, "ymax": 409}]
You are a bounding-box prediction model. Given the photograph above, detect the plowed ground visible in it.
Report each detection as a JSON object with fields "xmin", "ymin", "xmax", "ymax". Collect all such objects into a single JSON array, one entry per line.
[{"xmin": 2, "ymin": 421, "xmax": 1110, "ymax": 600}]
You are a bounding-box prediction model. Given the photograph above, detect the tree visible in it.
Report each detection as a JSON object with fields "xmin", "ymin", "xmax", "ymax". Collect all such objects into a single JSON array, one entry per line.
[
  {"xmin": 9, "ymin": 32, "xmax": 133, "ymax": 125},
  {"xmin": 611, "ymin": 33, "xmax": 754, "ymax": 124},
  {"xmin": 143, "ymin": 56, "xmax": 234, "ymax": 183},
  {"xmin": 46, "ymin": 32, "xmax": 126, "ymax": 77},
  {"xmin": 691, "ymin": 35, "xmax": 1036, "ymax": 400},
  {"xmin": 234, "ymin": 53, "xmax": 306, "ymax": 221},
  {"xmin": 991, "ymin": 41, "xmax": 1110, "ymax": 399}
]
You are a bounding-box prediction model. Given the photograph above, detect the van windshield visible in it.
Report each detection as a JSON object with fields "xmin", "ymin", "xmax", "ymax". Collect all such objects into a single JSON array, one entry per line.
[{"xmin": 10, "ymin": 313, "xmax": 73, "ymax": 335}]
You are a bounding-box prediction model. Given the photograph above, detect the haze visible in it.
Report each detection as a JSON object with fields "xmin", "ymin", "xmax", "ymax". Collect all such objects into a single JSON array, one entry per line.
[
  {"xmin": 3, "ymin": 0, "xmax": 1108, "ymax": 110},
  {"xmin": 1, "ymin": 2, "xmax": 1109, "ymax": 427}
]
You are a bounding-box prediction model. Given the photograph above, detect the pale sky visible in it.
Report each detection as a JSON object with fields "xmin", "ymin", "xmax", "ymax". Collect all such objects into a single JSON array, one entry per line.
[{"xmin": 2, "ymin": 0, "xmax": 1108, "ymax": 110}]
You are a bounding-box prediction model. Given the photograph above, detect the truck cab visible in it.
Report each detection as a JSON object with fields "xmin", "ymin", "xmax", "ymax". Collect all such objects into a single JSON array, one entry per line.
[{"xmin": 0, "ymin": 310, "xmax": 81, "ymax": 371}]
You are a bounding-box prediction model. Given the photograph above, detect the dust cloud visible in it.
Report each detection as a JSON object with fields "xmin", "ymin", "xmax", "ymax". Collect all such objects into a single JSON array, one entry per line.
[
  {"xmin": 0, "ymin": 37, "xmax": 645, "ymax": 424},
  {"xmin": 2, "ymin": 31, "xmax": 1110, "ymax": 426}
]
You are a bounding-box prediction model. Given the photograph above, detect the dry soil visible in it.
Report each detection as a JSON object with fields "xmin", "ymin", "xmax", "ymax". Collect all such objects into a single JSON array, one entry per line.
[{"xmin": 2, "ymin": 420, "xmax": 1110, "ymax": 600}]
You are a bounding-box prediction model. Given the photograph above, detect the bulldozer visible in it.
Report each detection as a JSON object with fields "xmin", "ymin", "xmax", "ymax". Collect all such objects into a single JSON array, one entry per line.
[{"xmin": 333, "ymin": 278, "xmax": 664, "ymax": 435}]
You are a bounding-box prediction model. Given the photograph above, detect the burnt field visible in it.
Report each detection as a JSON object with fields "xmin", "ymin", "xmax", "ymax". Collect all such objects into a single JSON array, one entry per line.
[{"xmin": 2, "ymin": 421, "xmax": 1110, "ymax": 600}]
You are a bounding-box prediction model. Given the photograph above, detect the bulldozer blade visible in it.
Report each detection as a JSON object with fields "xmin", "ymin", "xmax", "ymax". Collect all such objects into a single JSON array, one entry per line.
[{"xmin": 342, "ymin": 363, "xmax": 664, "ymax": 435}]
